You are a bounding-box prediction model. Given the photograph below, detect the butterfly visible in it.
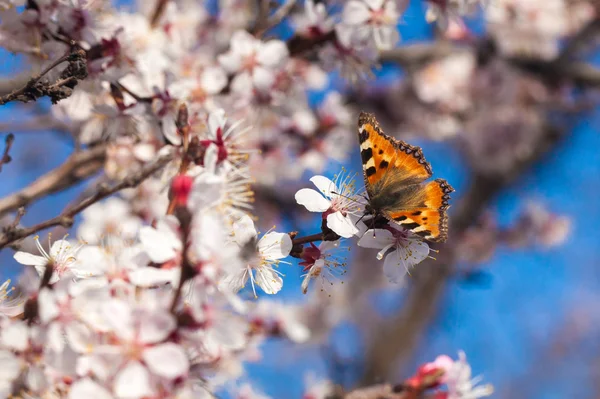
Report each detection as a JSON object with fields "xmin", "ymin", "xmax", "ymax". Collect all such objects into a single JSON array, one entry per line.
[{"xmin": 358, "ymin": 111, "xmax": 454, "ymax": 242}]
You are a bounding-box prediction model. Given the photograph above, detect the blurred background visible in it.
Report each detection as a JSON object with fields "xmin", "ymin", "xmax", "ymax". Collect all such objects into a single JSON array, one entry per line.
[{"xmin": 1, "ymin": 1, "xmax": 600, "ymax": 398}]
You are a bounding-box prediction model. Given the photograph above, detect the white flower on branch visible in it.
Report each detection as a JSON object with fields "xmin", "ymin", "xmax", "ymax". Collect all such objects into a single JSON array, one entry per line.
[
  {"xmin": 221, "ymin": 215, "xmax": 292, "ymax": 296},
  {"xmin": 299, "ymin": 241, "xmax": 347, "ymax": 295},
  {"xmin": 78, "ymin": 197, "xmax": 142, "ymax": 245},
  {"xmin": 357, "ymin": 226, "xmax": 430, "ymax": 284},
  {"xmin": 218, "ymin": 30, "xmax": 289, "ymax": 95},
  {"xmin": 340, "ymin": 0, "xmax": 402, "ymax": 50},
  {"xmin": 0, "ymin": 279, "xmax": 23, "ymax": 317},
  {"xmin": 14, "ymin": 236, "xmax": 85, "ymax": 284},
  {"xmin": 295, "ymin": 173, "xmax": 364, "ymax": 238},
  {"xmin": 293, "ymin": 0, "xmax": 334, "ymax": 37}
]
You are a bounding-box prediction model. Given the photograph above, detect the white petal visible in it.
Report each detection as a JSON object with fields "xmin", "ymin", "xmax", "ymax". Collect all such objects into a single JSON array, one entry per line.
[
  {"xmin": 217, "ymin": 52, "xmax": 242, "ymax": 73},
  {"xmin": 69, "ymin": 378, "xmax": 113, "ymax": 399},
  {"xmin": 208, "ymin": 109, "xmax": 226, "ymax": 139},
  {"xmin": 201, "ymin": 67, "xmax": 228, "ymax": 95},
  {"xmin": 357, "ymin": 229, "xmax": 394, "ymax": 248},
  {"xmin": 102, "ymin": 299, "xmax": 133, "ymax": 341},
  {"xmin": 1, "ymin": 321, "xmax": 29, "ymax": 351},
  {"xmin": 114, "ymin": 361, "xmax": 153, "ymax": 399},
  {"xmin": 257, "ymin": 40, "xmax": 289, "ymax": 68},
  {"xmin": 326, "ymin": 212, "xmax": 359, "ymax": 238},
  {"xmin": 138, "ymin": 311, "xmax": 176, "ymax": 344},
  {"xmin": 47, "ymin": 322, "xmax": 65, "ymax": 352},
  {"xmin": 343, "ymin": 1, "xmax": 370, "ymax": 25},
  {"xmin": 220, "ymin": 268, "xmax": 249, "ymax": 293},
  {"xmin": 230, "ymin": 72, "xmax": 253, "ymax": 93},
  {"xmin": 129, "ymin": 268, "xmax": 180, "ymax": 287},
  {"xmin": 232, "ymin": 214, "xmax": 258, "ymax": 246},
  {"xmin": 397, "ymin": 238, "xmax": 430, "ymax": 267},
  {"xmin": 258, "ymin": 232, "xmax": 292, "ymax": 259},
  {"xmin": 189, "ymin": 171, "xmax": 224, "ymax": 210},
  {"xmin": 255, "ymin": 267, "xmax": 283, "ymax": 295},
  {"xmin": 283, "ymin": 321, "xmax": 310, "ymax": 343},
  {"xmin": 65, "ymin": 322, "xmax": 94, "ymax": 353},
  {"xmin": 71, "ymin": 246, "xmax": 107, "ymax": 278},
  {"xmin": 310, "ymin": 175, "xmax": 338, "ymax": 199},
  {"xmin": 0, "ymin": 350, "xmax": 20, "ymax": 381},
  {"xmin": 13, "ymin": 251, "xmax": 46, "ymax": 267},
  {"xmin": 230, "ymin": 30, "xmax": 257, "ymax": 55},
  {"xmin": 49, "ymin": 239, "xmax": 73, "ymax": 258},
  {"xmin": 38, "ymin": 288, "xmax": 59, "ymax": 322},
  {"xmin": 373, "ymin": 25, "xmax": 399, "ymax": 50},
  {"xmin": 142, "ymin": 343, "xmax": 189, "ymax": 379},
  {"xmin": 294, "ymin": 188, "xmax": 330, "ymax": 212},
  {"xmin": 139, "ymin": 226, "xmax": 176, "ymax": 263},
  {"xmin": 365, "ymin": 0, "xmax": 385, "ymax": 10},
  {"xmin": 252, "ymin": 66, "xmax": 275, "ymax": 91},
  {"xmin": 383, "ymin": 250, "xmax": 409, "ymax": 284},
  {"xmin": 162, "ymin": 113, "xmax": 180, "ymax": 145}
]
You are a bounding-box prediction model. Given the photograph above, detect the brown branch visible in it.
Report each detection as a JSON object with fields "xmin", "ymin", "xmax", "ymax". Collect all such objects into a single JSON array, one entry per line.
[
  {"xmin": 150, "ymin": 0, "xmax": 170, "ymax": 27},
  {"xmin": 255, "ymin": 0, "xmax": 296, "ymax": 37},
  {"xmin": 0, "ymin": 49, "xmax": 87, "ymax": 106},
  {"xmin": 251, "ymin": 0, "xmax": 272, "ymax": 35},
  {"xmin": 555, "ymin": 16, "xmax": 600, "ymax": 65},
  {"xmin": 0, "ymin": 153, "xmax": 173, "ymax": 250},
  {"xmin": 380, "ymin": 42, "xmax": 600, "ymax": 88},
  {"xmin": 0, "ymin": 134, "xmax": 15, "ymax": 173},
  {"xmin": 0, "ymin": 145, "xmax": 108, "ymax": 218}
]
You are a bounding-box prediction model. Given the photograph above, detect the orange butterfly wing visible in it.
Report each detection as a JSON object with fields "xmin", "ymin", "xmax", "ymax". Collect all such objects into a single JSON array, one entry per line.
[
  {"xmin": 384, "ymin": 179, "xmax": 453, "ymax": 242},
  {"xmin": 357, "ymin": 112, "xmax": 454, "ymax": 242}
]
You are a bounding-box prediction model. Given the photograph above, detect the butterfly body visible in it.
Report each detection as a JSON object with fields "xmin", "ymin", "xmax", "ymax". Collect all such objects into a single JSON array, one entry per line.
[{"xmin": 358, "ymin": 112, "xmax": 454, "ymax": 242}]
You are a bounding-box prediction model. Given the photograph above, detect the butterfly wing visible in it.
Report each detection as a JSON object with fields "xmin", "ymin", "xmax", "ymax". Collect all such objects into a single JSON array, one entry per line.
[
  {"xmin": 383, "ymin": 178, "xmax": 454, "ymax": 242},
  {"xmin": 357, "ymin": 111, "xmax": 454, "ymax": 243},
  {"xmin": 357, "ymin": 111, "xmax": 432, "ymax": 198}
]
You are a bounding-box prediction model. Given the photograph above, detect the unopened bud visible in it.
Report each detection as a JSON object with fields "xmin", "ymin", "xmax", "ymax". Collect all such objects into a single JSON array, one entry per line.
[
  {"xmin": 110, "ymin": 83, "xmax": 125, "ymax": 110},
  {"xmin": 171, "ymin": 174, "xmax": 194, "ymax": 207},
  {"xmin": 176, "ymin": 103, "xmax": 189, "ymax": 132}
]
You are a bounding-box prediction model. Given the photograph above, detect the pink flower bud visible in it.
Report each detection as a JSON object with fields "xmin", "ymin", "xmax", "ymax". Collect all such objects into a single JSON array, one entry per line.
[{"xmin": 171, "ymin": 175, "xmax": 194, "ymax": 207}]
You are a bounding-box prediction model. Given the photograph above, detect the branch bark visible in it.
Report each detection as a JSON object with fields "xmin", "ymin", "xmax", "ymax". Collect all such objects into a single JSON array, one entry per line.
[
  {"xmin": 0, "ymin": 153, "xmax": 173, "ymax": 250},
  {"xmin": 0, "ymin": 144, "xmax": 107, "ymax": 218}
]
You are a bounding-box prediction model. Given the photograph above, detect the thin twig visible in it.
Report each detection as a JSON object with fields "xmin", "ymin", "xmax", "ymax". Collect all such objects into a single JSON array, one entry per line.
[
  {"xmin": 0, "ymin": 49, "xmax": 86, "ymax": 106},
  {"xmin": 0, "ymin": 153, "xmax": 173, "ymax": 250},
  {"xmin": 0, "ymin": 134, "xmax": 15, "ymax": 173},
  {"xmin": 255, "ymin": 0, "xmax": 296, "ymax": 36},
  {"xmin": 150, "ymin": 0, "xmax": 170, "ymax": 27},
  {"xmin": 0, "ymin": 145, "xmax": 108, "ymax": 218}
]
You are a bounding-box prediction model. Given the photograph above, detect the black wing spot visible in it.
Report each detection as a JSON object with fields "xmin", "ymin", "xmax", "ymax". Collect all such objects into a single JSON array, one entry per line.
[
  {"xmin": 379, "ymin": 160, "xmax": 389, "ymax": 169},
  {"xmin": 412, "ymin": 211, "xmax": 422, "ymax": 216},
  {"xmin": 394, "ymin": 215, "xmax": 407, "ymax": 221},
  {"xmin": 359, "ymin": 131, "xmax": 369, "ymax": 143},
  {"xmin": 378, "ymin": 149, "xmax": 384, "ymax": 155},
  {"xmin": 361, "ymin": 148, "xmax": 373, "ymax": 164},
  {"xmin": 365, "ymin": 166, "xmax": 377, "ymax": 177},
  {"xmin": 422, "ymin": 217, "xmax": 428, "ymax": 221},
  {"xmin": 402, "ymin": 222, "xmax": 421, "ymax": 231}
]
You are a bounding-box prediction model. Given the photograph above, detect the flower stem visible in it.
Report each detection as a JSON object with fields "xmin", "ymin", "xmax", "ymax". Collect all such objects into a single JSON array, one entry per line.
[{"xmin": 291, "ymin": 233, "xmax": 323, "ymax": 246}]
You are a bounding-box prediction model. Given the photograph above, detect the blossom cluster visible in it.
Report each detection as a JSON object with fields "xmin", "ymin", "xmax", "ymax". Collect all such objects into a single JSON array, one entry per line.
[{"xmin": 3, "ymin": 0, "xmax": 586, "ymax": 396}]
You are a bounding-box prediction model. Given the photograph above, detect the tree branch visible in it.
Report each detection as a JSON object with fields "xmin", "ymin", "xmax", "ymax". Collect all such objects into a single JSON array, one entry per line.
[
  {"xmin": 380, "ymin": 42, "xmax": 600, "ymax": 87},
  {"xmin": 0, "ymin": 49, "xmax": 87, "ymax": 106},
  {"xmin": 0, "ymin": 153, "xmax": 173, "ymax": 250},
  {"xmin": 0, "ymin": 134, "xmax": 15, "ymax": 173},
  {"xmin": 0, "ymin": 145, "xmax": 107, "ymax": 218}
]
